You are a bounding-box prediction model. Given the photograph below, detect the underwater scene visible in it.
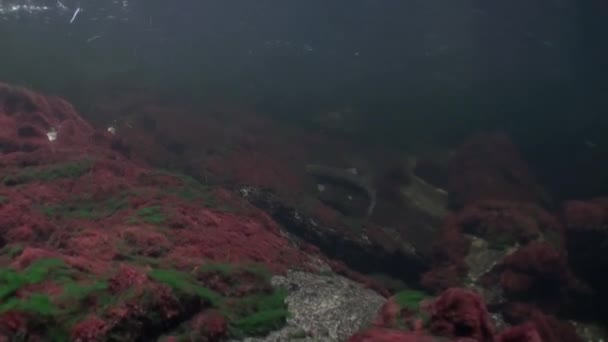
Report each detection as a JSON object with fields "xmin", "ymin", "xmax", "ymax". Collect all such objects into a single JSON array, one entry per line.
[{"xmin": 0, "ymin": 0, "xmax": 607, "ymax": 341}]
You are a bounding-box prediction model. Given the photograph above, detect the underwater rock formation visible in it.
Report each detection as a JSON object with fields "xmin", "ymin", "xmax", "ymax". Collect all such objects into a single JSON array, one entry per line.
[
  {"xmin": 480, "ymin": 241, "xmax": 592, "ymax": 318},
  {"xmin": 357, "ymin": 286, "xmax": 587, "ymax": 342},
  {"xmin": 241, "ymin": 270, "xmax": 386, "ymax": 342},
  {"xmin": 239, "ymin": 186, "xmax": 428, "ymax": 283},
  {"xmin": 420, "ymin": 200, "xmax": 563, "ymax": 293},
  {"xmin": 416, "ymin": 194, "xmax": 604, "ymax": 341},
  {"xmin": 3, "ymin": 83, "xmax": 604, "ymax": 341},
  {"xmin": 0, "ymin": 83, "xmax": 329, "ymax": 340},
  {"xmin": 306, "ymin": 164, "xmax": 377, "ymax": 217}
]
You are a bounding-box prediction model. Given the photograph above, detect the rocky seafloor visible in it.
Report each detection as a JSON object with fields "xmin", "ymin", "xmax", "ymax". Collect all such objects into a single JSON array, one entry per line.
[{"xmin": 0, "ymin": 82, "xmax": 607, "ymax": 341}]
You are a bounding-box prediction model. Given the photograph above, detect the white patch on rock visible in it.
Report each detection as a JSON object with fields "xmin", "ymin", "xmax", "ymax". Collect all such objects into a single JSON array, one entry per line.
[{"xmin": 235, "ymin": 271, "xmax": 386, "ymax": 342}]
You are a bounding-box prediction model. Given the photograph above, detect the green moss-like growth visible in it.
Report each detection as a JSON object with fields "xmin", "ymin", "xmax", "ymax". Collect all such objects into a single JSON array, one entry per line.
[
  {"xmin": 488, "ymin": 233, "xmax": 516, "ymax": 250},
  {"xmin": 196, "ymin": 262, "xmax": 272, "ymax": 283},
  {"xmin": 40, "ymin": 193, "xmax": 129, "ymax": 221},
  {"xmin": 196, "ymin": 262, "xmax": 271, "ymax": 279},
  {"xmin": 148, "ymin": 263, "xmax": 289, "ymax": 339},
  {"xmin": 0, "ymin": 258, "xmax": 73, "ymax": 324},
  {"xmin": 139, "ymin": 170, "xmax": 214, "ymax": 202},
  {"xmin": 233, "ymin": 308, "xmax": 288, "ymax": 337},
  {"xmin": 138, "ymin": 170, "xmax": 234, "ymax": 211},
  {"xmin": 394, "ymin": 289, "xmax": 429, "ymax": 311},
  {"xmin": 0, "ymin": 258, "xmax": 69, "ymax": 303},
  {"xmin": 0, "ymin": 257, "xmax": 112, "ymax": 339},
  {"xmin": 148, "ymin": 268, "xmax": 221, "ymax": 306},
  {"xmin": 60, "ymin": 281, "xmax": 108, "ymax": 304},
  {"xmin": 287, "ymin": 329, "xmax": 308, "ymax": 339},
  {"xmin": 0, "ymin": 243, "xmax": 24, "ymax": 259},
  {"xmin": 0, "ymin": 293, "xmax": 57, "ymax": 315},
  {"xmin": 197, "ymin": 262, "xmax": 235, "ymax": 276},
  {"xmin": 200, "ymin": 262, "xmax": 288, "ymax": 338},
  {"xmin": 128, "ymin": 205, "xmax": 167, "ymax": 225},
  {"xmin": 2, "ymin": 160, "xmax": 92, "ymax": 186},
  {"xmin": 224, "ymin": 289, "xmax": 289, "ymax": 338}
]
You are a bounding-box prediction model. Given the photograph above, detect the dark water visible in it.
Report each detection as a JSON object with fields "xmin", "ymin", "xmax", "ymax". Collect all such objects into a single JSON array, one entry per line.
[{"xmin": 1, "ymin": 0, "xmax": 607, "ymax": 199}]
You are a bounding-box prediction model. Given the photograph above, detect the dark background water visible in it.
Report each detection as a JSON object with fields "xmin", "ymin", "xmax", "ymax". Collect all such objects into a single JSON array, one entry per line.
[{"xmin": 0, "ymin": 0, "xmax": 607, "ymax": 199}]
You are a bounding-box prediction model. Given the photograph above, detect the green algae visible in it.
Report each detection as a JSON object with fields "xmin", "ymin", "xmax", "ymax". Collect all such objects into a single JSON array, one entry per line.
[
  {"xmin": 0, "ymin": 258, "xmax": 69, "ymax": 302},
  {"xmin": 147, "ymin": 262, "xmax": 289, "ymax": 339},
  {"xmin": 136, "ymin": 205, "xmax": 167, "ymax": 224},
  {"xmin": 127, "ymin": 205, "xmax": 168, "ymax": 225},
  {"xmin": 148, "ymin": 268, "xmax": 222, "ymax": 306},
  {"xmin": 200, "ymin": 262, "xmax": 289, "ymax": 338},
  {"xmin": 40, "ymin": 193, "xmax": 129, "ymax": 221},
  {"xmin": 196, "ymin": 262, "xmax": 271, "ymax": 280},
  {"xmin": 394, "ymin": 289, "xmax": 429, "ymax": 311},
  {"xmin": 0, "ymin": 243, "xmax": 23, "ymax": 259},
  {"xmin": 0, "ymin": 257, "xmax": 111, "ymax": 340},
  {"xmin": 138, "ymin": 169, "xmax": 239, "ymax": 212},
  {"xmin": 197, "ymin": 262, "xmax": 235, "ymax": 276},
  {"xmin": 0, "ymin": 258, "xmax": 288, "ymax": 339},
  {"xmin": 2, "ymin": 160, "xmax": 92, "ymax": 186},
  {"xmin": 223, "ymin": 289, "xmax": 289, "ymax": 338}
]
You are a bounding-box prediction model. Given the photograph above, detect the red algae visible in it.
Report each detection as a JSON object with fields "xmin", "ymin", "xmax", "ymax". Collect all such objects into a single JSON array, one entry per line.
[
  {"xmin": 348, "ymin": 328, "xmax": 440, "ymax": 342},
  {"xmin": 496, "ymin": 323, "xmax": 543, "ymax": 342},
  {"xmin": 421, "ymin": 219, "xmax": 471, "ymax": 293},
  {"xmin": 455, "ymin": 201, "xmax": 562, "ymax": 247},
  {"xmin": 2, "ymin": 83, "xmax": 601, "ymax": 342},
  {"xmin": 70, "ymin": 315, "xmax": 108, "ymax": 342},
  {"xmin": 0, "ymin": 83, "xmax": 316, "ymax": 340},
  {"xmin": 487, "ymin": 241, "xmax": 585, "ymax": 314},
  {"xmin": 447, "ymin": 132, "xmax": 548, "ymax": 208},
  {"xmin": 189, "ymin": 310, "xmax": 228, "ymax": 340},
  {"xmin": 424, "ymin": 288, "xmax": 495, "ymax": 342},
  {"xmin": 502, "ymin": 305, "xmax": 582, "ymax": 342}
]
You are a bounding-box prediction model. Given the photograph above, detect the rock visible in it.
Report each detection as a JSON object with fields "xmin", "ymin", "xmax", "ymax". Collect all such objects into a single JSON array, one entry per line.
[
  {"xmin": 400, "ymin": 174, "xmax": 448, "ymax": 221},
  {"xmin": 239, "ymin": 186, "xmax": 428, "ymax": 283},
  {"xmin": 370, "ymin": 158, "xmax": 448, "ymax": 261},
  {"xmin": 421, "ymin": 200, "xmax": 563, "ymax": 293},
  {"xmin": 413, "ymin": 158, "xmax": 449, "ymax": 191},
  {"xmin": 0, "ymin": 84, "xmax": 324, "ymax": 340},
  {"xmin": 570, "ymin": 321, "xmax": 608, "ymax": 342},
  {"xmin": 239, "ymin": 270, "xmax": 386, "ymax": 342}
]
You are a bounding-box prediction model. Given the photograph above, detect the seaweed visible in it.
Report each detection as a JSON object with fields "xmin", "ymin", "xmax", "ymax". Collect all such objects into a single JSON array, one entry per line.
[
  {"xmin": 2, "ymin": 160, "xmax": 92, "ymax": 186},
  {"xmin": 394, "ymin": 289, "xmax": 429, "ymax": 311},
  {"xmin": 40, "ymin": 193, "xmax": 129, "ymax": 221},
  {"xmin": 148, "ymin": 268, "xmax": 221, "ymax": 306}
]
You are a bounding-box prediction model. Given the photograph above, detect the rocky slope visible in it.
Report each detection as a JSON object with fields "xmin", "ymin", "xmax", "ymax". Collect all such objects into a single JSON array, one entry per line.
[{"xmin": 1, "ymin": 83, "xmax": 607, "ymax": 342}]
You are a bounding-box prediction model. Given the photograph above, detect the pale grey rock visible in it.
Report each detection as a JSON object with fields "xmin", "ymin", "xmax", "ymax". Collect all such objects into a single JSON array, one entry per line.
[{"xmin": 236, "ymin": 270, "xmax": 386, "ymax": 342}]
